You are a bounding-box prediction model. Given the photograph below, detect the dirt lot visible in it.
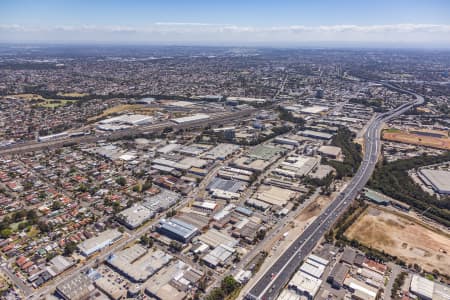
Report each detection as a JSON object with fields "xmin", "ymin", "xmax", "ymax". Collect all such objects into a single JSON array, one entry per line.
[
  {"xmin": 383, "ymin": 130, "xmax": 450, "ymax": 150},
  {"xmin": 56, "ymin": 92, "xmax": 88, "ymax": 97},
  {"xmin": 9, "ymin": 93, "xmax": 44, "ymax": 100},
  {"xmin": 297, "ymin": 194, "xmax": 333, "ymax": 222},
  {"xmin": 345, "ymin": 206, "xmax": 450, "ymax": 273}
]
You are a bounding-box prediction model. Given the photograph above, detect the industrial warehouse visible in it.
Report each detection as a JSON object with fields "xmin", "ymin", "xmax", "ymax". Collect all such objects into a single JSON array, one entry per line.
[{"xmin": 156, "ymin": 218, "xmax": 200, "ymax": 243}]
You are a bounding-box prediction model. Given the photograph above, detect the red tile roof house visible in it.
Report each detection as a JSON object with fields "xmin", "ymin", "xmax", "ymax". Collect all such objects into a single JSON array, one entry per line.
[
  {"xmin": 16, "ymin": 256, "xmax": 28, "ymax": 267},
  {"xmin": 2, "ymin": 243, "xmax": 15, "ymax": 253}
]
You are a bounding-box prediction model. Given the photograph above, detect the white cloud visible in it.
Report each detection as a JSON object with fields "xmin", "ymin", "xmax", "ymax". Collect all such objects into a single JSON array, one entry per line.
[
  {"xmin": 1, "ymin": 23, "xmax": 450, "ymax": 46},
  {"xmin": 154, "ymin": 22, "xmax": 232, "ymax": 27}
]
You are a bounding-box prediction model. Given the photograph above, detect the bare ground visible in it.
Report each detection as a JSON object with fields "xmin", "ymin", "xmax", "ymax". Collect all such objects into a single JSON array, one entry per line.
[{"xmin": 345, "ymin": 207, "xmax": 450, "ymax": 274}]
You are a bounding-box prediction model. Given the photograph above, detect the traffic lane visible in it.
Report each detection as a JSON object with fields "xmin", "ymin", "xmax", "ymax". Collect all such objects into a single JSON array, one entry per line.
[
  {"xmin": 253, "ymin": 144, "xmax": 379, "ymax": 298},
  {"xmin": 251, "ymin": 185, "xmax": 358, "ymax": 297}
]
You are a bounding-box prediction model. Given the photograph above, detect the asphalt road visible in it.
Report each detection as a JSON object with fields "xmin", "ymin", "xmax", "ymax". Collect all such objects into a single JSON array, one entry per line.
[
  {"xmin": 245, "ymin": 88, "xmax": 424, "ymax": 300},
  {"xmin": 0, "ymin": 109, "xmax": 256, "ymax": 156}
]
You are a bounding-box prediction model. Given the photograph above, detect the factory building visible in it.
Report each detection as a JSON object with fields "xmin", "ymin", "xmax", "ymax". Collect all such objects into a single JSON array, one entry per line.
[
  {"xmin": 202, "ymin": 244, "xmax": 235, "ymax": 268},
  {"xmin": 207, "ymin": 177, "xmax": 246, "ymax": 193},
  {"xmin": 226, "ymin": 96, "xmax": 266, "ymax": 104},
  {"xmin": 299, "ymin": 105, "xmax": 328, "ymax": 114},
  {"xmin": 298, "ymin": 130, "xmax": 333, "ymax": 141},
  {"xmin": 299, "ymin": 257, "xmax": 327, "ymax": 279},
  {"xmin": 37, "ymin": 132, "xmax": 68, "ymax": 142},
  {"xmin": 117, "ymin": 204, "xmax": 154, "ymax": 229},
  {"xmin": 78, "ymin": 229, "xmax": 122, "ymax": 257},
  {"xmin": 418, "ymin": 168, "xmax": 450, "ymax": 195},
  {"xmin": 171, "ymin": 113, "xmax": 210, "ymax": 124},
  {"xmin": 142, "ymin": 189, "xmax": 180, "ymax": 213},
  {"xmin": 318, "ymin": 145, "xmax": 342, "ymax": 159},
  {"xmin": 327, "ymin": 263, "xmax": 350, "ymax": 289},
  {"xmin": 107, "ymin": 245, "xmax": 172, "ymax": 283},
  {"xmin": 157, "ymin": 218, "xmax": 199, "ymax": 243},
  {"xmin": 288, "ymin": 272, "xmax": 322, "ymax": 300},
  {"xmin": 410, "ymin": 274, "xmax": 450, "ymax": 300},
  {"xmin": 273, "ymin": 137, "xmax": 300, "ymax": 147},
  {"xmin": 202, "ymin": 143, "xmax": 240, "ymax": 161},
  {"xmin": 191, "ymin": 201, "xmax": 218, "ymax": 214},
  {"xmin": 56, "ymin": 273, "xmax": 95, "ymax": 300},
  {"xmin": 99, "ymin": 114, "xmax": 153, "ymax": 126}
]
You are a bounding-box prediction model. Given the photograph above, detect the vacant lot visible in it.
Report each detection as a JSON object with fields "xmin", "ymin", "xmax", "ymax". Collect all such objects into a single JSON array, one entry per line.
[
  {"xmin": 298, "ymin": 195, "xmax": 328, "ymax": 221},
  {"xmin": 9, "ymin": 93, "xmax": 44, "ymax": 100},
  {"xmin": 383, "ymin": 130, "xmax": 450, "ymax": 150},
  {"xmin": 88, "ymin": 104, "xmax": 144, "ymax": 122},
  {"xmin": 37, "ymin": 99, "xmax": 76, "ymax": 108},
  {"xmin": 8, "ymin": 94, "xmax": 77, "ymax": 108},
  {"xmin": 345, "ymin": 207, "xmax": 450, "ymax": 273},
  {"xmin": 56, "ymin": 92, "xmax": 88, "ymax": 97}
]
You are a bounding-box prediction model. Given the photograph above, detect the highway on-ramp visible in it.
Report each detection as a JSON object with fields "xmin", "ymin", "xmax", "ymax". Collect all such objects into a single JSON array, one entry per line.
[{"xmin": 245, "ymin": 87, "xmax": 424, "ymax": 300}]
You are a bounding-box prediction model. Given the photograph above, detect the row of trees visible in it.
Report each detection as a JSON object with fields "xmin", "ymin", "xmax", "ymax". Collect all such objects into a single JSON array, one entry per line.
[
  {"xmin": 277, "ymin": 107, "xmax": 306, "ymax": 127},
  {"xmin": 349, "ymin": 98, "xmax": 386, "ymax": 112},
  {"xmin": 0, "ymin": 209, "xmax": 50, "ymax": 238},
  {"xmin": 326, "ymin": 200, "xmax": 407, "ymax": 265},
  {"xmin": 391, "ymin": 272, "xmax": 408, "ymax": 299},
  {"xmin": 368, "ymin": 152, "xmax": 450, "ymax": 227},
  {"xmin": 205, "ymin": 275, "xmax": 241, "ymax": 300},
  {"xmin": 322, "ymin": 127, "xmax": 362, "ymax": 179}
]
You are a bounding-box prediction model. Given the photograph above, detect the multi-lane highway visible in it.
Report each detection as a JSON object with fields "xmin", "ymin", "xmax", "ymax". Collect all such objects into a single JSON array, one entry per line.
[
  {"xmin": 0, "ymin": 108, "xmax": 256, "ymax": 156},
  {"xmin": 245, "ymin": 88, "xmax": 424, "ymax": 300}
]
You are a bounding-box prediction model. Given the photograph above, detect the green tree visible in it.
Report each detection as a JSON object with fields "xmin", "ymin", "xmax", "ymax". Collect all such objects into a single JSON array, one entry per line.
[
  {"xmin": 112, "ymin": 201, "xmax": 121, "ymax": 213},
  {"xmin": 63, "ymin": 241, "xmax": 77, "ymax": 256},
  {"xmin": 18, "ymin": 222, "xmax": 28, "ymax": 231},
  {"xmin": 26, "ymin": 210, "xmax": 38, "ymax": 223},
  {"xmin": 142, "ymin": 179, "xmax": 153, "ymax": 191},
  {"xmin": 51, "ymin": 200, "xmax": 62, "ymax": 211},
  {"xmin": 256, "ymin": 229, "xmax": 266, "ymax": 240},
  {"xmin": 205, "ymin": 288, "xmax": 224, "ymax": 300},
  {"xmin": 12, "ymin": 210, "xmax": 26, "ymax": 222},
  {"xmin": 37, "ymin": 221, "xmax": 50, "ymax": 233},
  {"xmin": 132, "ymin": 185, "xmax": 141, "ymax": 193},
  {"xmin": 169, "ymin": 241, "xmax": 183, "ymax": 252},
  {"xmin": 116, "ymin": 177, "xmax": 127, "ymax": 186},
  {"xmin": 0, "ymin": 228, "xmax": 13, "ymax": 238},
  {"xmin": 166, "ymin": 209, "xmax": 176, "ymax": 218},
  {"xmin": 220, "ymin": 275, "xmax": 240, "ymax": 295},
  {"xmin": 139, "ymin": 235, "xmax": 153, "ymax": 247}
]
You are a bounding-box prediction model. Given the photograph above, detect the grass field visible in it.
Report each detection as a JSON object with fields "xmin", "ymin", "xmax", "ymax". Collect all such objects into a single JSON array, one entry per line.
[
  {"xmin": 37, "ymin": 99, "xmax": 76, "ymax": 108},
  {"xmin": 9, "ymin": 94, "xmax": 77, "ymax": 108},
  {"xmin": 9, "ymin": 93, "xmax": 44, "ymax": 100},
  {"xmin": 345, "ymin": 206, "xmax": 450, "ymax": 273},
  {"xmin": 87, "ymin": 104, "xmax": 158, "ymax": 122},
  {"xmin": 383, "ymin": 129, "xmax": 450, "ymax": 150},
  {"xmin": 27, "ymin": 226, "xmax": 39, "ymax": 238},
  {"xmin": 383, "ymin": 128, "xmax": 402, "ymax": 133},
  {"xmin": 56, "ymin": 92, "xmax": 88, "ymax": 97}
]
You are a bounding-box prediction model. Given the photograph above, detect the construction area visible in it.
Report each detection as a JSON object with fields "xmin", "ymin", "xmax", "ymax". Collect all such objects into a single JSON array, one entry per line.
[
  {"xmin": 382, "ymin": 128, "xmax": 450, "ymax": 150},
  {"xmin": 345, "ymin": 206, "xmax": 450, "ymax": 274}
]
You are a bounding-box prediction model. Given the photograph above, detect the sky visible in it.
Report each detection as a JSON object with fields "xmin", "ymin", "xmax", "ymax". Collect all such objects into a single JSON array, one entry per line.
[{"xmin": 0, "ymin": 0, "xmax": 450, "ymax": 47}]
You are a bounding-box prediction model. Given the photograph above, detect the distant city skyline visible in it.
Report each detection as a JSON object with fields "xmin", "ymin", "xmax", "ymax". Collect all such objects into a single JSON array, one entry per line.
[{"xmin": 1, "ymin": 0, "xmax": 450, "ymax": 47}]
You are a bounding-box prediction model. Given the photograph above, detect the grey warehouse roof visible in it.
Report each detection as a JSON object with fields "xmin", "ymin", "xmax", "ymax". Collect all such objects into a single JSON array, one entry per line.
[{"xmin": 159, "ymin": 218, "xmax": 199, "ymax": 239}]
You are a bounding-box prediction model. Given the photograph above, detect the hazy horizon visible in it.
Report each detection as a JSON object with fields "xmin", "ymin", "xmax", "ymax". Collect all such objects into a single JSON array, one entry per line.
[{"xmin": 1, "ymin": 0, "xmax": 450, "ymax": 47}]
